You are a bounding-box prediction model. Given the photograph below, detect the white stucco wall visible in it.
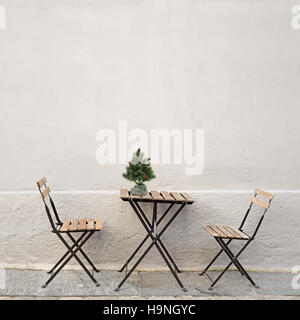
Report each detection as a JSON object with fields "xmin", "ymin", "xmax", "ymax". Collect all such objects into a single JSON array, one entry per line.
[{"xmin": 0, "ymin": 0, "xmax": 300, "ymax": 271}]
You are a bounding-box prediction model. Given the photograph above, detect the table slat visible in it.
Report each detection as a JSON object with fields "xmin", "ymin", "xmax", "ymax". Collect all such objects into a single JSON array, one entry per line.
[
  {"xmin": 120, "ymin": 189, "xmax": 129, "ymax": 200},
  {"xmin": 119, "ymin": 189, "xmax": 196, "ymax": 204},
  {"xmin": 141, "ymin": 192, "xmax": 152, "ymax": 200},
  {"xmin": 180, "ymin": 193, "xmax": 196, "ymax": 203},
  {"xmin": 160, "ymin": 191, "xmax": 175, "ymax": 201},
  {"xmin": 150, "ymin": 191, "xmax": 164, "ymax": 201},
  {"xmin": 130, "ymin": 193, "xmax": 141, "ymax": 199},
  {"xmin": 170, "ymin": 192, "xmax": 186, "ymax": 202}
]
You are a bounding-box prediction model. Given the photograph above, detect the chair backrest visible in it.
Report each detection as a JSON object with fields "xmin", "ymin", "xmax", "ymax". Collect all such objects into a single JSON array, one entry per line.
[
  {"xmin": 239, "ymin": 188, "xmax": 274, "ymax": 238},
  {"xmin": 37, "ymin": 177, "xmax": 62, "ymax": 231}
]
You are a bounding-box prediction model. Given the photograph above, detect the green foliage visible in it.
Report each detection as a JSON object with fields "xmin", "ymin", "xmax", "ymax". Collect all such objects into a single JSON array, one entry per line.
[{"xmin": 122, "ymin": 148, "xmax": 156, "ymax": 185}]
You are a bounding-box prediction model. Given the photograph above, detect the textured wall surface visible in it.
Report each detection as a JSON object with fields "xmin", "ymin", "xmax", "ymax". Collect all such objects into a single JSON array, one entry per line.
[
  {"xmin": 0, "ymin": 0, "xmax": 300, "ymax": 270},
  {"xmin": 0, "ymin": 190, "xmax": 299, "ymax": 271}
]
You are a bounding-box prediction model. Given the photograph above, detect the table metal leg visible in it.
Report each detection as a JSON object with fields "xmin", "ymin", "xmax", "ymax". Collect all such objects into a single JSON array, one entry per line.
[
  {"xmin": 118, "ymin": 203, "xmax": 175, "ymax": 273},
  {"xmin": 153, "ymin": 202, "xmax": 157, "ymax": 237},
  {"xmin": 135, "ymin": 202, "xmax": 181, "ymax": 274},
  {"xmin": 115, "ymin": 202, "xmax": 186, "ymax": 292}
]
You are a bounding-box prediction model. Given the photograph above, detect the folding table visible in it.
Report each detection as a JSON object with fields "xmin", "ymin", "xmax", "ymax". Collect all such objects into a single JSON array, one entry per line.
[{"xmin": 115, "ymin": 189, "xmax": 196, "ymax": 292}]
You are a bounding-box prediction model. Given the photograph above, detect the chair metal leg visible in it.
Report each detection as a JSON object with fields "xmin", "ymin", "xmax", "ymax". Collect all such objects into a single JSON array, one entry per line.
[
  {"xmin": 67, "ymin": 233, "xmax": 100, "ymax": 272},
  {"xmin": 42, "ymin": 231, "xmax": 99, "ymax": 288},
  {"xmin": 47, "ymin": 232, "xmax": 86, "ymax": 274},
  {"xmin": 209, "ymin": 239, "xmax": 253, "ymax": 289},
  {"xmin": 217, "ymin": 238, "xmax": 257, "ymax": 288},
  {"xmin": 199, "ymin": 239, "xmax": 233, "ymax": 276},
  {"xmin": 216, "ymin": 239, "xmax": 248, "ymax": 277}
]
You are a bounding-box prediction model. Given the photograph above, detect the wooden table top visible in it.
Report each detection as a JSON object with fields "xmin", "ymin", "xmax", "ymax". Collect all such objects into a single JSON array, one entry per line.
[{"xmin": 120, "ymin": 189, "xmax": 196, "ymax": 204}]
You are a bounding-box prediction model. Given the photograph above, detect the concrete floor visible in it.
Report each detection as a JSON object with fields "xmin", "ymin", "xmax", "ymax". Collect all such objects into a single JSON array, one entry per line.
[{"xmin": 0, "ymin": 269, "xmax": 299, "ymax": 300}]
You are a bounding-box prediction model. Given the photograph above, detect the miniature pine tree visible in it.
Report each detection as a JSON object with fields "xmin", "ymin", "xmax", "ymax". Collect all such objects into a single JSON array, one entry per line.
[{"xmin": 122, "ymin": 148, "xmax": 155, "ymax": 186}]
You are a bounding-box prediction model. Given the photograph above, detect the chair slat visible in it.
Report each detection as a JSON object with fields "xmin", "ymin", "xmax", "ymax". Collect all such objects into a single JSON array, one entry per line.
[
  {"xmin": 226, "ymin": 226, "xmax": 249, "ymax": 240},
  {"xmin": 87, "ymin": 219, "xmax": 95, "ymax": 231},
  {"xmin": 150, "ymin": 191, "xmax": 164, "ymax": 201},
  {"xmin": 41, "ymin": 187, "xmax": 51, "ymax": 199},
  {"xmin": 217, "ymin": 226, "xmax": 236, "ymax": 238},
  {"xmin": 180, "ymin": 193, "xmax": 196, "ymax": 203},
  {"xmin": 78, "ymin": 219, "xmax": 87, "ymax": 231},
  {"xmin": 37, "ymin": 177, "xmax": 47, "ymax": 189},
  {"xmin": 95, "ymin": 218, "xmax": 103, "ymax": 230},
  {"xmin": 69, "ymin": 219, "xmax": 79, "ymax": 231},
  {"xmin": 160, "ymin": 191, "xmax": 175, "ymax": 201},
  {"xmin": 203, "ymin": 224, "xmax": 249, "ymax": 239},
  {"xmin": 120, "ymin": 189, "xmax": 129, "ymax": 200},
  {"xmin": 170, "ymin": 192, "xmax": 186, "ymax": 202},
  {"xmin": 222, "ymin": 226, "xmax": 242, "ymax": 239},
  {"xmin": 251, "ymin": 197, "xmax": 269, "ymax": 209},
  {"xmin": 203, "ymin": 225, "xmax": 220, "ymax": 237},
  {"xmin": 212, "ymin": 226, "xmax": 229, "ymax": 238},
  {"xmin": 254, "ymin": 188, "xmax": 274, "ymax": 199},
  {"xmin": 60, "ymin": 220, "xmax": 71, "ymax": 232}
]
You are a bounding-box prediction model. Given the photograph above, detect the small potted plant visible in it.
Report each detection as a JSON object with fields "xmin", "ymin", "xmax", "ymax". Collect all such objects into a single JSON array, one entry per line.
[{"xmin": 122, "ymin": 148, "xmax": 155, "ymax": 196}]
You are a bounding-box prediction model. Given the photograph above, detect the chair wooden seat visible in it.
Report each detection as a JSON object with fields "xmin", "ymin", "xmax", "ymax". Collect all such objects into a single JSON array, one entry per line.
[
  {"xmin": 203, "ymin": 225, "xmax": 249, "ymax": 240},
  {"xmin": 59, "ymin": 218, "xmax": 103, "ymax": 233}
]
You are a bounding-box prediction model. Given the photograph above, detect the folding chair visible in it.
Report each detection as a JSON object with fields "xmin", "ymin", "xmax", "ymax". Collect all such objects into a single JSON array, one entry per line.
[
  {"xmin": 200, "ymin": 188, "xmax": 274, "ymax": 290},
  {"xmin": 37, "ymin": 177, "xmax": 102, "ymax": 288}
]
